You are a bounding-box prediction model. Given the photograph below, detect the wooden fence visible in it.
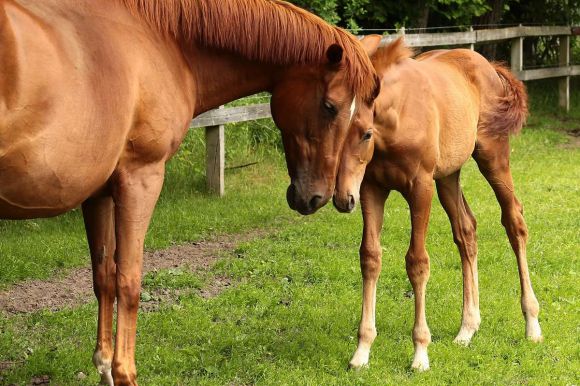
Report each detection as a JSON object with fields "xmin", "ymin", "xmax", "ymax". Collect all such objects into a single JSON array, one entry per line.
[{"xmin": 190, "ymin": 25, "xmax": 579, "ymax": 196}]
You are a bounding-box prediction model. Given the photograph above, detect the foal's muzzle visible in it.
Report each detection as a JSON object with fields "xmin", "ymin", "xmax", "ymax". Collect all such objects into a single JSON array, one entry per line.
[
  {"xmin": 286, "ymin": 183, "xmax": 327, "ymax": 215},
  {"xmin": 332, "ymin": 194, "xmax": 356, "ymax": 213}
]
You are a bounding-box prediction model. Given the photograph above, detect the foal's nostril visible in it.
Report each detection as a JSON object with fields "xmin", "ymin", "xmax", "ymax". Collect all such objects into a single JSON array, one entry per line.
[
  {"xmin": 309, "ymin": 194, "xmax": 323, "ymax": 211},
  {"xmin": 347, "ymin": 195, "xmax": 355, "ymax": 211}
]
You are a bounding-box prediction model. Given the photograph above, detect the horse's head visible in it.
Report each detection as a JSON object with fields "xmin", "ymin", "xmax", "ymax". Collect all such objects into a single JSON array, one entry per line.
[
  {"xmin": 271, "ymin": 35, "xmax": 381, "ymax": 215},
  {"xmin": 332, "ymin": 90, "xmax": 377, "ymax": 214}
]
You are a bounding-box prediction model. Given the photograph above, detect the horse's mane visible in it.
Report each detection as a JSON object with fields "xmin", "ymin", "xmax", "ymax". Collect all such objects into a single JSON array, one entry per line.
[
  {"xmin": 119, "ymin": 0, "xmax": 377, "ymax": 101},
  {"xmin": 372, "ymin": 37, "xmax": 414, "ymax": 70}
]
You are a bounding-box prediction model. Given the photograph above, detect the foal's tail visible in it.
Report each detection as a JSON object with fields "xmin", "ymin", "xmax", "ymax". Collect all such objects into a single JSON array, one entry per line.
[{"xmin": 479, "ymin": 62, "xmax": 528, "ymax": 137}]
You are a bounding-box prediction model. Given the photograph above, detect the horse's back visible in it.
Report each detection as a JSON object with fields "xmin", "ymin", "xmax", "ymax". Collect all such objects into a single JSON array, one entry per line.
[{"xmin": 0, "ymin": 0, "xmax": 194, "ymax": 219}]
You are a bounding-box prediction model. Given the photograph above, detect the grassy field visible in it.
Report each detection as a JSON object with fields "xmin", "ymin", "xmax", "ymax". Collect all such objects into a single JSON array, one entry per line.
[{"xmin": 0, "ymin": 81, "xmax": 579, "ymax": 385}]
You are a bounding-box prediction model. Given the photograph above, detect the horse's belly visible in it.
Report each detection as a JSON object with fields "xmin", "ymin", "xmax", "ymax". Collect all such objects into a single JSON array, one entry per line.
[{"xmin": 0, "ymin": 138, "xmax": 115, "ymax": 219}]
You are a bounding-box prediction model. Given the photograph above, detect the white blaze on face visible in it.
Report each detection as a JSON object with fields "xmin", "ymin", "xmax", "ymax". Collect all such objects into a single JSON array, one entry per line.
[{"xmin": 349, "ymin": 96, "xmax": 357, "ymax": 122}]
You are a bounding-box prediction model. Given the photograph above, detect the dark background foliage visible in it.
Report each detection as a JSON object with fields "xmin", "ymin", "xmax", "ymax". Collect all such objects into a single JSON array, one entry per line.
[{"xmin": 288, "ymin": 0, "xmax": 579, "ymax": 65}]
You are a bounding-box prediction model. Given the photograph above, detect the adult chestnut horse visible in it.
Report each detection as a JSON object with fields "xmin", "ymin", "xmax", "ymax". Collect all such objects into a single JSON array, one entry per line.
[
  {"xmin": 0, "ymin": 0, "xmax": 381, "ymax": 384},
  {"xmin": 334, "ymin": 38, "xmax": 542, "ymax": 371}
]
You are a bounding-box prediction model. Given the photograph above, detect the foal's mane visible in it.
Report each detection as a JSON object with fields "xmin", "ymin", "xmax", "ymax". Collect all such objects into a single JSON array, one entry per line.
[
  {"xmin": 119, "ymin": 0, "xmax": 377, "ymax": 100},
  {"xmin": 372, "ymin": 37, "xmax": 414, "ymax": 70}
]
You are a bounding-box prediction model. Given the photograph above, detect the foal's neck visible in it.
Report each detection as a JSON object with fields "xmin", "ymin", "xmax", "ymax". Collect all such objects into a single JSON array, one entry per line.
[{"xmin": 188, "ymin": 47, "xmax": 279, "ymax": 115}]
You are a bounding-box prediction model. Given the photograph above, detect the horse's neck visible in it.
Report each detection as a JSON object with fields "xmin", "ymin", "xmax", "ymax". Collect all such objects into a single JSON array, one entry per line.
[{"xmin": 189, "ymin": 48, "xmax": 280, "ymax": 115}]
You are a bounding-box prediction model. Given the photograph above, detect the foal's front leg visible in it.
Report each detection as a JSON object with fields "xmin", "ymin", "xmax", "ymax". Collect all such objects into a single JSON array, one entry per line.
[
  {"xmin": 349, "ymin": 181, "xmax": 389, "ymax": 369},
  {"xmin": 403, "ymin": 178, "xmax": 434, "ymax": 371}
]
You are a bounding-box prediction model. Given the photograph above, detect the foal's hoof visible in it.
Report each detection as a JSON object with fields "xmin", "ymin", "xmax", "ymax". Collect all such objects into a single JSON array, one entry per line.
[
  {"xmin": 453, "ymin": 328, "xmax": 477, "ymax": 346},
  {"xmin": 348, "ymin": 348, "xmax": 370, "ymax": 370},
  {"xmin": 348, "ymin": 361, "xmax": 369, "ymax": 371},
  {"xmin": 411, "ymin": 360, "xmax": 430, "ymax": 372},
  {"xmin": 527, "ymin": 333, "xmax": 544, "ymax": 343},
  {"xmin": 411, "ymin": 347, "xmax": 430, "ymax": 372},
  {"xmin": 526, "ymin": 319, "xmax": 543, "ymax": 343}
]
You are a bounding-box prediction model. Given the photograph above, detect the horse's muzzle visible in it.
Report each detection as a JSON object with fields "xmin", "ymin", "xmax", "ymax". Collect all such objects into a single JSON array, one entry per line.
[{"xmin": 286, "ymin": 183, "xmax": 327, "ymax": 215}]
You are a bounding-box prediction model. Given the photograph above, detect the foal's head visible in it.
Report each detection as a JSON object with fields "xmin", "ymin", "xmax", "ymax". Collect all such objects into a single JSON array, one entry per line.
[
  {"xmin": 333, "ymin": 38, "xmax": 412, "ymax": 213},
  {"xmin": 332, "ymin": 98, "xmax": 376, "ymax": 213},
  {"xmin": 272, "ymin": 35, "xmax": 382, "ymax": 215}
]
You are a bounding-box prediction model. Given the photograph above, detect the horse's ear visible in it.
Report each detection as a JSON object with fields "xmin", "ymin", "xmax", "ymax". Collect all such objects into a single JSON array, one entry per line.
[
  {"xmin": 326, "ymin": 44, "xmax": 343, "ymax": 65},
  {"xmin": 360, "ymin": 34, "xmax": 382, "ymax": 57}
]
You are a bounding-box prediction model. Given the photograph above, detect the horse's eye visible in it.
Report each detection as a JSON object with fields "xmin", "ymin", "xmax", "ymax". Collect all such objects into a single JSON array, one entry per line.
[
  {"xmin": 362, "ymin": 130, "xmax": 373, "ymax": 141},
  {"xmin": 323, "ymin": 100, "xmax": 337, "ymax": 116}
]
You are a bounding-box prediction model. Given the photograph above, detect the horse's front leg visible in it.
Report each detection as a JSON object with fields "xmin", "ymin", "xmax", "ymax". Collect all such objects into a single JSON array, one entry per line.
[
  {"xmin": 349, "ymin": 181, "xmax": 389, "ymax": 369},
  {"xmin": 82, "ymin": 196, "xmax": 116, "ymax": 386},
  {"xmin": 403, "ymin": 177, "xmax": 434, "ymax": 371},
  {"xmin": 111, "ymin": 163, "xmax": 165, "ymax": 386}
]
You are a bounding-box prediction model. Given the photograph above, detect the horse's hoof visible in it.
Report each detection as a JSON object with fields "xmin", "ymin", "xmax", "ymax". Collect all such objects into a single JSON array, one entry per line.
[{"xmin": 99, "ymin": 371, "xmax": 114, "ymax": 386}]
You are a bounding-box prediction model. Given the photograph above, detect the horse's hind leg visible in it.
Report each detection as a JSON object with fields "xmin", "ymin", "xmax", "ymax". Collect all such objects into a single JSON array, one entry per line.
[
  {"xmin": 82, "ymin": 196, "xmax": 116, "ymax": 386},
  {"xmin": 436, "ymin": 171, "xmax": 480, "ymax": 345},
  {"xmin": 403, "ymin": 176, "xmax": 434, "ymax": 371},
  {"xmin": 473, "ymin": 136, "xmax": 542, "ymax": 342},
  {"xmin": 349, "ymin": 181, "xmax": 389, "ymax": 369}
]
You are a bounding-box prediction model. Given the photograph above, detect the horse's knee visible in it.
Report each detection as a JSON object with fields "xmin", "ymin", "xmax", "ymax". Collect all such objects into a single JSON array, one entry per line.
[
  {"xmin": 116, "ymin": 276, "xmax": 141, "ymax": 311},
  {"xmin": 93, "ymin": 270, "xmax": 116, "ymax": 299}
]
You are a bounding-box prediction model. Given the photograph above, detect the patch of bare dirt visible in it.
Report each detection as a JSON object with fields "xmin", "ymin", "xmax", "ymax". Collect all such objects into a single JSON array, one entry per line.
[
  {"xmin": 559, "ymin": 128, "xmax": 580, "ymax": 149},
  {"xmin": 0, "ymin": 230, "xmax": 266, "ymax": 315}
]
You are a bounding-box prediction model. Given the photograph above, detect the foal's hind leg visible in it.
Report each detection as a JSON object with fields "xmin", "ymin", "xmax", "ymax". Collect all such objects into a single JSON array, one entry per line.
[
  {"xmin": 473, "ymin": 137, "xmax": 542, "ymax": 342},
  {"xmin": 349, "ymin": 181, "xmax": 389, "ymax": 369},
  {"xmin": 436, "ymin": 172, "xmax": 480, "ymax": 345},
  {"xmin": 403, "ymin": 177, "xmax": 434, "ymax": 371},
  {"xmin": 82, "ymin": 196, "xmax": 116, "ymax": 386}
]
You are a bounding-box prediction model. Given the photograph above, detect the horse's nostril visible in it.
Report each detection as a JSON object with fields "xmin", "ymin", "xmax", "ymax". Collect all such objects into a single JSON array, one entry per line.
[
  {"xmin": 348, "ymin": 195, "xmax": 355, "ymax": 211},
  {"xmin": 309, "ymin": 194, "xmax": 323, "ymax": 211},
  {"xmin": 286, "ymin": 184, "xmax": 297, "ymax": 209}
]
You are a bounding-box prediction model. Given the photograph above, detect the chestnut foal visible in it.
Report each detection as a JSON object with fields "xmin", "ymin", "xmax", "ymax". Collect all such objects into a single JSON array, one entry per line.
[{"xmin": 334, "ymin": 38, "xmax": 542, "ymax": 371}]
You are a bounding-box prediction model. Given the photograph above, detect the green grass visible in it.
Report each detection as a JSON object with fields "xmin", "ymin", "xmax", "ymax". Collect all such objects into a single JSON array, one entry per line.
[{"xmin": 1, "ymin": 86, "xmax": 579, "ymax": 384}]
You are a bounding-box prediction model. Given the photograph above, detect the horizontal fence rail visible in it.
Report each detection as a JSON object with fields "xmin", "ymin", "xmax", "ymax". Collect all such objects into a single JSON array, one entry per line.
[{"xmin": 192, "ymin": 25, "xmax": 578, "ymax": 195}]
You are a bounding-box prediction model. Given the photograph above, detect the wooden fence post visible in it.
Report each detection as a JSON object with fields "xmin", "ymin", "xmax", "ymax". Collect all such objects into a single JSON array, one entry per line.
[
  {"xmin": 559, "ymin": 35, "xmax": 570, "ymax": 112},
  {"xmin": 511, "ymin": 35, "xmax": 523, "ymax": 74},
  {"xmin": 469, "ymin": 26, "xmax": 474, "ymax": 50},
  {"xmin": 205, "ymin": 105, "xmax": 225, "ymax": 196}
]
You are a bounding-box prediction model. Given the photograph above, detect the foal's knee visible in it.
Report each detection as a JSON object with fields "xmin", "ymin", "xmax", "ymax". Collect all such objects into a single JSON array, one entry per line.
[
  {"xmin": 501, "ymin": 210, "xmax": 528, "ymax": 240},
  {"xmin": 360, "ymin": 244, "xmax": 382, "ymax": 280},
  {"xmin": 453, "ymin": 216, "xmax": 478, "ymax": 256},
  {"xmin": 405, "ymin": 249, "xmax": 430, "ymax": 282}
]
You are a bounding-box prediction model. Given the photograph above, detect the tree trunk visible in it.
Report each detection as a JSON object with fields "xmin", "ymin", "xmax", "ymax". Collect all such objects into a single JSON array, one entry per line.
[
  {"xmin": 415, "ymin": 0, "xmax": 430, "ymax": 29},
  {"xmin": 475, "ymin": 0, "xmax": 505, "ymax": 59}
]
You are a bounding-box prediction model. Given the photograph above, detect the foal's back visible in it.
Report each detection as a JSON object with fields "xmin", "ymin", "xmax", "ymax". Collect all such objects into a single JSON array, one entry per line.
[{"xmin": 372, "ymin": 46, "xmax": 504, "ymax": 181}]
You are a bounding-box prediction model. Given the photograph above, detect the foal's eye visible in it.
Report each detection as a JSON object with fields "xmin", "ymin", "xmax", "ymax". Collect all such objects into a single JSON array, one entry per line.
[
  {"xmin": 323, "ymin": 100, "xmax": 337, "ymax": 116},
  {"xmin": 362, "ymin": 130, "xmax": 373, "ymax": 141}
]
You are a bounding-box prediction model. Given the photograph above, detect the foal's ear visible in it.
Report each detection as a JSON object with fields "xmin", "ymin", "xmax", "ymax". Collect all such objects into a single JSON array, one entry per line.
[
  {"xmin": 371, "ymin": 73, "xmax": 381, "ymax": 100},
  {"xmin": 326, "ymin": 44, "xmax": 344, "ymax": 65},
  {"xmin": 360, "ymin": 34, "xmax": 382, "ymax": 57}
]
